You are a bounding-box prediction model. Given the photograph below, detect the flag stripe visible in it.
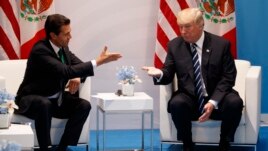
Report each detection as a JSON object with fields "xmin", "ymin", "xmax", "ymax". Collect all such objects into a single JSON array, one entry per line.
[
  {"xmin": 159, "ymin": 0, "xmax": 179, "ymax": 36},
  {"xmin": 223, "ymin": 28, "xmax": 237, "ymax": 58},
  {"xmin": 158, "ymin": 12, "xmax": 177, "ymax": 40},
  {"xmin": 0, "ymin": 1, "xmax": 20, "ymax": 41},
  {"xmin": 177, "ymin": 0, "xmax": 189, "ymax": 10},
  {"xmin": 155, "ymin": 25, "xmax": 168, "ymax": 68},
  {"xmin": 166, "ymin": 0, "xmax": 180, "ymax": 15},
  {"xmin": 154, "ymin": 53, "xmax": 163, "ymax": 68},
  {"xmin": 157, "ymin": 24, "xmax": 170, "ymax": 52},
  {"xmin": 21, "ymin": 29, "xmax": 46, "ymax": 59},
  {"xmin": 0, "ymin": 27, "xmax": 19, "ymax": 59},
  {"xmin": 155, "ymin": 40, "xmax": 167, "ymax": 63},
  {"xmin": 0, "ymin": 0, "xmax": 20, "ymax": 59},
  {"xmin": 0, "ymin": 7, "xmax": 20, "ymax": 55}
]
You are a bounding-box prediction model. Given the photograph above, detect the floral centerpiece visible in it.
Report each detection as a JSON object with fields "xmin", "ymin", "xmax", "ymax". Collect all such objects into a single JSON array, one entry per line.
[
  {"xmin": 0, "ymin": 89, "xmax": 18, "ymax": 128},
  {"xmin": 116, "ymin": 66, "xmax": 142, "ymax": 96},
  {"xmin": 0, "ymin": 140, "xmax": 21, "ymax": 151}
]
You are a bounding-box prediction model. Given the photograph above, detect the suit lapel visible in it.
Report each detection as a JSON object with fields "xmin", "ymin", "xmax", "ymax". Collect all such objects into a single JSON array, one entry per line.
[{"xmin": 183, "ymin": 42, "xmax": 195, "ymax": 80}]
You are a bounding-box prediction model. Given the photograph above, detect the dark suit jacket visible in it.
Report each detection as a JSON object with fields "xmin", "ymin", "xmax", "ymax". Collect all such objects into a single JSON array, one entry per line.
[
  {"xmin": 15, "ymin": 38, "xmax": 94, "ymax": 113},
  {"xmin": 155, "ymin": 31, "xmax": 237, "ymax": 106}
]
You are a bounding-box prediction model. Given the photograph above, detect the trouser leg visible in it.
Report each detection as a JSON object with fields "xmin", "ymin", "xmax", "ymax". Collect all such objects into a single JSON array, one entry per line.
[
  {"xmin": 54, "ymin": 92, "xmax": 91, "ymax": 151},
  {"xmin": 18, "ymin": 95, "xmax": 53, "ymax": 151},
  {"xmin": 219, "ymin": 92, "xmax": 243, "ymax": 142},
  {"xmin": 168, "ymin": 93, "xmax": 196, "ymax": 147}
]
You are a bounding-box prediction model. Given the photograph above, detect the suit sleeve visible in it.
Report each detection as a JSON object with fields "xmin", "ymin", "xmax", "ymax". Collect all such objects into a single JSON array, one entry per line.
[
  {"xmin": 153, "ymin": 40, "xmax": 177, "ymax": 85},
  {"xmin": 31, "ymin": 45, "xmax": 94, "ymax": 80},
  {"xmin": 65, "ymin": 49, "xmax": 91, "ymax": 82}
]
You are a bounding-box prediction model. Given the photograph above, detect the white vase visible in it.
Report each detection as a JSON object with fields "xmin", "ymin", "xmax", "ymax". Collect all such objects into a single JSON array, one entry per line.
[
  {"xmin": 122, "ymin": 84, "xmax": 134, "ymax": 96},
  {"xmin": 0, "ymin": 113, "xmax": 11, "ymax": 128}
]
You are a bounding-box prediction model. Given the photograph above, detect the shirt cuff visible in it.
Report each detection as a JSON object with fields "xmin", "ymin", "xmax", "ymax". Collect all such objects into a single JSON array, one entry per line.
[
  {"xmin": 154, "ymin": 70, "xmax": 163, "ymax": 82},
  {"xmin": 91, "ymin": 60, "xmax": 97, "ymax": 68},
  {"xmin": 208, "ymin": 99, "xmax": 218, "ymax": 109}
]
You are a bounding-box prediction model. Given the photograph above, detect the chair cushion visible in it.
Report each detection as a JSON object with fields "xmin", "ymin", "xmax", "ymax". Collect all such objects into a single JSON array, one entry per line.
[{"xmin": 11, "ymin": 114, "xmax": 67, "ymax": 128}]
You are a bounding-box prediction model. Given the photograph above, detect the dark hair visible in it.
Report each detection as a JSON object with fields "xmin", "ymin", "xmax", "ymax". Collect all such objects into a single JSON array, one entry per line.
[{"xmin": 45, "ymin": 14, "xmax": 70, "ymax": 39}]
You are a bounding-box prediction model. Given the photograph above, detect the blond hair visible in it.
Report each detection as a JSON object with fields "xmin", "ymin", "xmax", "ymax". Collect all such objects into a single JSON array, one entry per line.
[{"xmin": 177, "ymin": 8, "xmax": 204, "ymax": 28}]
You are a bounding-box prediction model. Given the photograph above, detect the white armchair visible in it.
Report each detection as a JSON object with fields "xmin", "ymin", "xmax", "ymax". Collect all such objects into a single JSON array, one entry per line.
[
  {"xmin": 0, "ymin": 59, "xmax": 91, "ymax": 149},
  {"xmin": 160, "ymin": 59, "xmax": 261, "ymax": 150}
]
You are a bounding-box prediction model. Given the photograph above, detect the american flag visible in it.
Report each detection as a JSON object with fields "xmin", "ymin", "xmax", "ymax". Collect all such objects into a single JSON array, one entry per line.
[
  {"xmin": 154, "ymin": 0, "xmax": 237, "ymax": 68},
  {"xmin": 0, "ymin": 0, "xmax": 20, "ymax": 60}
]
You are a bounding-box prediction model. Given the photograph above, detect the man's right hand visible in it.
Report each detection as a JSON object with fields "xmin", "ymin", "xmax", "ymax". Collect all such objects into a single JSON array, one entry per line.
[
  {"xmin": 142, "ymin": 66, "xmax": 162, "ymax": 78},
  {"xmin": 96, "ymin": 46, "xmax": 122, "ymax": 66}
]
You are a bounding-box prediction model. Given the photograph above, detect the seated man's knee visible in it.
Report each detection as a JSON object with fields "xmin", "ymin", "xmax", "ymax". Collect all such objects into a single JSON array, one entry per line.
[
  {"xmin": 39, "ymin": 100, "xmax": 53, "ymax": 112},
  {"xmin": 169, "ymin": 96, "xmax": 191, "ymax": 114},
  {"xmin": 229, "ymin": 97, "xmax": 243, "ymax": 109},
  {"xmin": 222, "ymin": 94, "xmax": 243, "ymax": 113},
  {"xmin": 80, "ymin": 99, "xmax": 91, "ymax": 112},
  {"xmin": 32, "ymin": 96, "xmax": 52, "ymax": 110}
]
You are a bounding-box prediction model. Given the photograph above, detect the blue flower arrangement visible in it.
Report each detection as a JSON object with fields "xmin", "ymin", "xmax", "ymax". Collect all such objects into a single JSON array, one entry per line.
[
  {"xmin": 0, "ymin": 140, "xmax": 21, "ymax": 151},
  {"xmin": 116, "ymin": 66, "xmax": 142, "ymax": 85},
  {"xmin": 0, "ymin": 89, "xmax": 17, "ymax": 114}
]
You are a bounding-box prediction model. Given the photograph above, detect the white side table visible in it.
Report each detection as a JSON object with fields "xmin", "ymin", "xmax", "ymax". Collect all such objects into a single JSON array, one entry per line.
[
  {"xmin": 0, "ymin": 124, "xmax": 34, "ymax": 150},
  {"xmin": 93, "ymin": 92, "xmax": 154, "ymax": 151}
]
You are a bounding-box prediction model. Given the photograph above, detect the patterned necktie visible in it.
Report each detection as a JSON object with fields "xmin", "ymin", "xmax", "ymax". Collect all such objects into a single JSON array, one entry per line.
[
  {"xmin": 58, "ymin": 48, "xmax": 65, "ymax": 64},
  {"xmin": 191, "ymin": 43, "xmax": 205, "ymax": 113}
]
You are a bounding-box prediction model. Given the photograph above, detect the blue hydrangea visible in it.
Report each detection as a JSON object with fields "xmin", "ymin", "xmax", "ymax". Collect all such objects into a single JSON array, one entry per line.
[
  {"xmin": 0, "ymin": 140, "xmax": 21, "ymax": 151},
  {"xmin": 0, "ymin": 108, "xmax": 8, "ymax": 114},
  {"xmin": 116, "ymin": 66, "xmax": 138, "ymax": 84},
  {"xmin": 0, "ymin": 89, "xmax": 16, "ymax": 114},
  {"xmin": 0, "ymin": 89, "xmax": 15, "ymax": 103}
]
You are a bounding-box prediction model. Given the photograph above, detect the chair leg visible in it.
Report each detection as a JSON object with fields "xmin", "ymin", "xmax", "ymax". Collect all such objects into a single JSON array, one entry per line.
[{"xmin": 86, "ymin": 144, "xmax": 89, "ymax": 151}]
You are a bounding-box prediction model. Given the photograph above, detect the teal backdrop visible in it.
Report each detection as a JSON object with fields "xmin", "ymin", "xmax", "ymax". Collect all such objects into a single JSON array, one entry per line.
[{"xmin": 235, "ymin": 1, "xmax": 268, "ymax": 113}]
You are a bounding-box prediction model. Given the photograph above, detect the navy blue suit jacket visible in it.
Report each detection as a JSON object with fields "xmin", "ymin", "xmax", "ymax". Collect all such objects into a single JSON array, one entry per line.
[{"xmin": 154, "ymin": 31, "xmax": 237, "ymax": 109}]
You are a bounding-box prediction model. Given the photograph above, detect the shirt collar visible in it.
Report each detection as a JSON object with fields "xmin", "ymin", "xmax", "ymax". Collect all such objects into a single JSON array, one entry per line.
[
  {"xmin": 49, "ymin": 40, "xmax": 61, "ymax": 54},
  {"xmin": 195, "ymin": 31, "xmax": 205, "ymax": 49}
]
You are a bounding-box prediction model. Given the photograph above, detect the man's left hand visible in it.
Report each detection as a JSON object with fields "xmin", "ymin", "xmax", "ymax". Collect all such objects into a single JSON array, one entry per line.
[
  {"xmin": 66, "ymin": 78, "xmax": 81, "ymax": 94},
  {"xmin": 198, "ymin": 102, "xmax": 214, "ymax": 122},
  {"xmin": 96, "ymin": 46, "xmax": 122, "ymax": 66}
]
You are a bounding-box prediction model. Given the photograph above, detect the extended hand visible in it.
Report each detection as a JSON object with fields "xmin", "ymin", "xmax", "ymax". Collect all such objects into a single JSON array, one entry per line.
[
  {"xmin": 198, "ymin": 102, "xmax": 214, "ymax": 122},
  {"xmin": 142, "ymin": 66, "xmax": 162, "ymax": 78},
  {"xmin": 96, "ymin": 46, "xmax": 122, "ymax": 66},
  {"xmin": 66, "ymin": 78, "xmax": 81, "ymax": 94}
]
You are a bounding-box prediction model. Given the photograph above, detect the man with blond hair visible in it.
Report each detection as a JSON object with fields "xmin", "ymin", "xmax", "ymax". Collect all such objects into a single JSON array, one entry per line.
[{"xmin": 143, "ymin": 8, "xmax": 242, "ymax": 151}]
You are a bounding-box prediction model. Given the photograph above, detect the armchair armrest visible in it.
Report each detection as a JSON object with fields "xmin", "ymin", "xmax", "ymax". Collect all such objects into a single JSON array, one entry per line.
[
  {"xmin": 0, "ymin": 76, "xmax": 5, "ymax": 90},
  {"xmin": 77, "ymin": 77, "xmax": 91, "ymax": 145},
  {"xmin": 245, "ymin": 66, "xmax": 261, "ymax": 143},
  {"xmin": 159, "ymin": 77, "xmax": 178, "ymax": 140},
  {"xmin": 79, "ymin": 77, "xmax": 91, "ymax": 102}
]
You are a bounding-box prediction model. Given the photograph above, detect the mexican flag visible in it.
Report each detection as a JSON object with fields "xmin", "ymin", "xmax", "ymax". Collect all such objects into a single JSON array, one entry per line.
[
  {"xmin": 200, "ymin": 0, "xmax": 237, "ymax": 58},
  {"xmin": 20, "ymin": 0, "xmax": 55, "ymax": 59}
]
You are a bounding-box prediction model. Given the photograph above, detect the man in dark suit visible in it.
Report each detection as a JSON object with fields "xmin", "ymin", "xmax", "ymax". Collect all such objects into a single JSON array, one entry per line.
[
  {"xmin": 15, "ymin": 14, "xmax": 121, "ymax": 151},
  {"xmin": 143, "ymin": 8, "xmax": 243, "ymax": 151}
]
